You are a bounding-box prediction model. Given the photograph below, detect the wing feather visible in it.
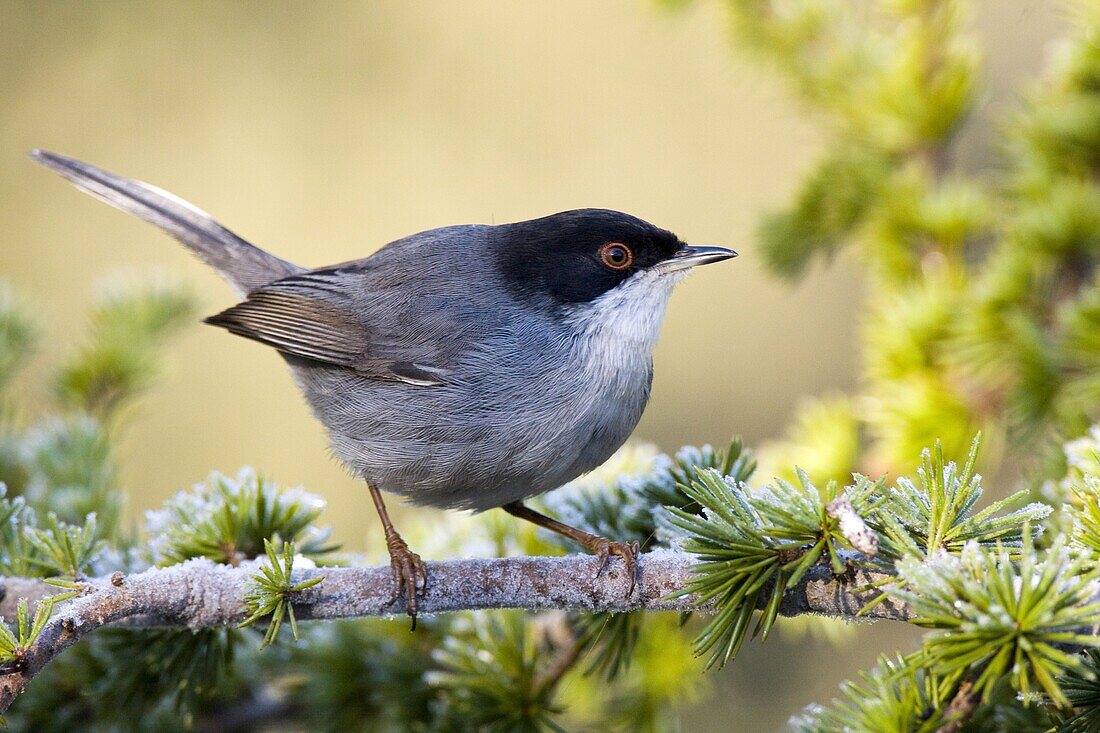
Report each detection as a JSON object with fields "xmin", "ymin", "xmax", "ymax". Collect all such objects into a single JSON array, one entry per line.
[{"xmin": 204, "ymin": 287, "xmax": 447, "ymax": 386}]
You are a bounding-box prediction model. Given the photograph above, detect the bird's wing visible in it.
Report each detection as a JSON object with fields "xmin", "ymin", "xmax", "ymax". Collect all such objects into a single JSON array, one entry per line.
[{"xmin": 204, "ymin": 270, "xmax": 450, "ymax": 386}]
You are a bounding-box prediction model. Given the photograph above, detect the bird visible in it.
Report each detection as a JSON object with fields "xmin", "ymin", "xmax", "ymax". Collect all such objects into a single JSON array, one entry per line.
[{"xmin": 31, "ymin": 149, "xmax": 736, "ymax": 623}]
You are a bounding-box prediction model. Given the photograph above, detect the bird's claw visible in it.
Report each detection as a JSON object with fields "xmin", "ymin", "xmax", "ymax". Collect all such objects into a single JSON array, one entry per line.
[
  {"xmin": 382, "ymin": 534, "xmax": 427, "ymax": 630},
  {"xmin": 593, "ymin": 538, "xmax": 640, "ymax": 597}
]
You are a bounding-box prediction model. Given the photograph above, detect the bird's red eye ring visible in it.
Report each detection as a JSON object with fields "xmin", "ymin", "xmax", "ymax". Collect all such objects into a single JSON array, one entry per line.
[{"xmin": 599, "ymin": 242, "xmax": 633, "ymax": 271}]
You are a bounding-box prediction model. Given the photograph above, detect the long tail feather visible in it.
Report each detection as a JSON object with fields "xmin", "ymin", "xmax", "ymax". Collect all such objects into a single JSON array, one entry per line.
[{"xmin": 31, "ymin": 149, "xmax": 302, "ymax": 295}]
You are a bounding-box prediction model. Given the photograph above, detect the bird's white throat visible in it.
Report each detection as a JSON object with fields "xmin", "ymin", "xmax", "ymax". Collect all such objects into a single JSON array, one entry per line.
[{"xmin": 564, "ymin": 268, "xmax": 686, "ymax": 369}]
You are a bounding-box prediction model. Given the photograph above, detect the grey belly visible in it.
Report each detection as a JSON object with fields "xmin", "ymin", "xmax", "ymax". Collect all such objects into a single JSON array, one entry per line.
[{"xmin": 288, "ymin": 357, "xmax": 650, "ymax": 511}]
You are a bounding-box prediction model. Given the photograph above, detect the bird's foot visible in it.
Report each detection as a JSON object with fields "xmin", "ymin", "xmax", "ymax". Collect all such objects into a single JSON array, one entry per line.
[
  {"xmin": 500, "ymin": 502, "xmax": 641, "ymax": 597},
  {"xmin": 587, "ymin": 537, "xmax": 640, "ymax": 597},
  {"xmin": 382, "ymin": 533, "xmax": 427, "ymax": 629}
]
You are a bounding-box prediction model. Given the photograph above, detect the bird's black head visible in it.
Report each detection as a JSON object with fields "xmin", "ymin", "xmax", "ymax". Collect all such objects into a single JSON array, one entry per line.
[{"xmin": 494, "ymin": 209, "xmax": 698, "ymax": 305}]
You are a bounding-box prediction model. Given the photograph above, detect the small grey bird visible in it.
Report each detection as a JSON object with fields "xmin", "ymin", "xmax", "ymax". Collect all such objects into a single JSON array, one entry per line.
[{"xmin": 32, "ymin": 150, "xmax": 736, "ymax": 621}]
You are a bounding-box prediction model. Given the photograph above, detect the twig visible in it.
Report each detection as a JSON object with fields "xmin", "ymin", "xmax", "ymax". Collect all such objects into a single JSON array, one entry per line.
[
  {"xmin": 535, "ymin": 630, "xmax": 587, "ymax": 700},
  {"xmin": 936, "ymin": 677, "xmax": 979, "ymax": 733},
  {"xmin": 0, "ymin": 548, "xmax": 906, "ymax": 713}
]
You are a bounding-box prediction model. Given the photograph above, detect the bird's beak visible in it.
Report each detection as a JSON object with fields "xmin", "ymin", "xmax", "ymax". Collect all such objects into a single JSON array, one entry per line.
[{"xmin": 662, "ymin": 244, "xmax": 738, "ymax": 272}]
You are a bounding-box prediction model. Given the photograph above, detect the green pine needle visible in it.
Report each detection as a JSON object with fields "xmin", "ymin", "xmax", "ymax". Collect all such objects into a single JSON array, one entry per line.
[
  {"xmin": 148, "ymin": 468, "xmax": 337, "ymax": 566},
  {"xmin": 239, "ymin": 539, "xmax": 323, "ymax": 648},
  {"xmin": 872, "ymin": 435, "xmax": 1051, "ymax": 561},
  {"xmin": 1068, "ymin": 472, "xmax": 1100, "ymax": 555},
  {"xmin": 0, "ymin": 591, "xmax": 78, "ymax": 666},
  {"xmin": 0, "ymin": 487, "xmax": 40, "ymax": 578},
  {"xmin": 432, "ymin": 612, "xmax": 567, "ymax": 733},
  {"xmin": 53, "ymin": 279, "xmax": 197, "ymax": 417},
  {"xmin": 572, "ymin": 611, "xmax": 641, "ymax": 682},
  {"xmin": 22, "ymin": 512, "xmax": 105, "ymax": 579},
  {"xmin": 545, "ymin": 439, "xmax": 757, "ymax": 552},
  {"xmin": 893, "ymin": 531, "xmax": 1100, "ymax": 707},
  {"xmin": 543, "ymin": 441, "xmax": 756, "ymax": 681},
  {"xmin": 791, "ymin": 653, "xmax": 954, "ymax": 733},
  {"xmin": 1052, "ymin": 649, "xmax": 1100, "ymax": 732},
  {"xmin": 19, "ymin": 415, "xmax": 121, "ymax": 534},
  {"xmin": 669, "ymin": 465, "xmax": 877, "ymax": 669}
]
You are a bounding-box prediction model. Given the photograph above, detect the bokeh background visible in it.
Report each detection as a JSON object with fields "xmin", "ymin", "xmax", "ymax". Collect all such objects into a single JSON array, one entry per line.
[{"xmin": 0, "ymin": 1, "xmax": 1068, "ymax": 729}]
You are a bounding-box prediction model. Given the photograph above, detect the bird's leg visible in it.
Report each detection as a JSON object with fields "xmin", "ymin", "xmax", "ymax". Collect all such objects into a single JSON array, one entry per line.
[
  {"xmin": 502, "ymin": 502, "xmax": 639, "ymax": 596},
  {"xmin": 367, "ymin": 484, "xmax": 427, "ymax": 628}
]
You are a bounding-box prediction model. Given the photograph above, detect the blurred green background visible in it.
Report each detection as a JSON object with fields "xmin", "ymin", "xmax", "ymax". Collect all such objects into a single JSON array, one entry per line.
[{"xmin": 0, "ymin": 1, "xmax": 1068, "ymax": 729}]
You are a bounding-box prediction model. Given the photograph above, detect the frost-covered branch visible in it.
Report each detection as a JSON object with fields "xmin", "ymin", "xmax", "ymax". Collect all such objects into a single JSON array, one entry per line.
[{"xmin": 0, "ymin": 549, "xmax": 905, "ymax": 713}]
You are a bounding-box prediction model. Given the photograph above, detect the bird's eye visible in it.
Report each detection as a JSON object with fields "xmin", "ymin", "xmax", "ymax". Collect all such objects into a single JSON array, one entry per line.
[{"xmin": 599, "ymin": 242, "xmax": 634, "ymax": 271}]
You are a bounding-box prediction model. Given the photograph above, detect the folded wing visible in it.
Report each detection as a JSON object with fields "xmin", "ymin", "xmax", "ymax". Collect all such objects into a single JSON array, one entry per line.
[{"xmin": 205, "ymin": 273, "xmax": 449, "ymax": 386}]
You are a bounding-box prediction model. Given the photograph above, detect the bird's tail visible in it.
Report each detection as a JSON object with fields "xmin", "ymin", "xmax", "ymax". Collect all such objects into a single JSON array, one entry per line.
[{"xmin": 30, "ymin": 150, "xmax": 303, "ymax": 296}]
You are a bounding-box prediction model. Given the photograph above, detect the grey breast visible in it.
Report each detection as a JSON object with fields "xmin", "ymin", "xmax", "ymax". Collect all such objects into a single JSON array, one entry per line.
[{"xmin": 285, "ymin": 227, "xmax": 653, "ymax": 511}]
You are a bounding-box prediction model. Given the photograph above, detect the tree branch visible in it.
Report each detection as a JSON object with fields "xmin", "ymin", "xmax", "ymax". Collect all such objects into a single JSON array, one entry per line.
[
  {"xmin": 0, "ymin": 548, "xmax": 907, "ymax": 713},
  {"xmin": 936, "ymin": 677, "xmax": 980, "ymax": 733}
]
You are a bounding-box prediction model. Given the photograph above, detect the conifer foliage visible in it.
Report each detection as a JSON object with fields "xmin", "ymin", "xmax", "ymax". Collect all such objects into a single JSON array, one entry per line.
[
  {"xmin": 691, "ymin": 0, "xmax": 1100, "ymax": 486},
  {"xmin": 2, "ymin": 1, "xmax": 1100, "ymax": 729}
]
